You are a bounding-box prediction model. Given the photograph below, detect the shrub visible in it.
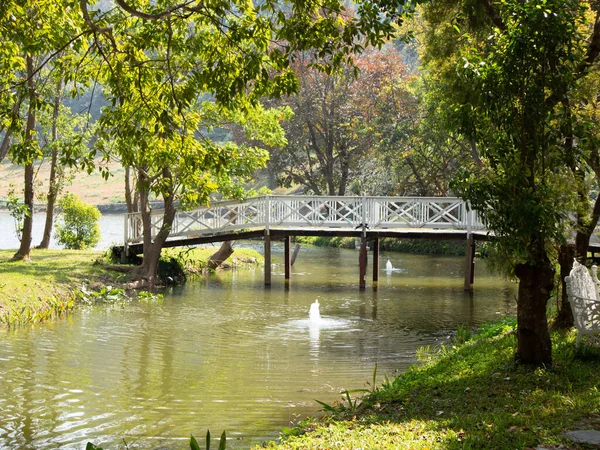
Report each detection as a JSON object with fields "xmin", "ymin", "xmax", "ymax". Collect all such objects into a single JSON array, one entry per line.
[{"xmin": 55, "ymin": 194, "xmax": 101, "ymax": 249}]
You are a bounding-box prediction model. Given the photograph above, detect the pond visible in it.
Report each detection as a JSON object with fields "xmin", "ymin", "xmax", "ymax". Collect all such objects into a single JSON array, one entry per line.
[
  {"xmin": 0, "ymin": 212, "xmax": 123, "ymax": 250},
  {"xmin": 0, "ymin": 244, "xmax": 516, "ymax": 449}
]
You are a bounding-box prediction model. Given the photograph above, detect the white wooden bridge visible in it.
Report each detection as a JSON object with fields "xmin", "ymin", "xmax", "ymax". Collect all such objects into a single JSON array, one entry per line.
[{"xmin": 123, "ymin": 195, "xmax": 489, "ymax": 290}]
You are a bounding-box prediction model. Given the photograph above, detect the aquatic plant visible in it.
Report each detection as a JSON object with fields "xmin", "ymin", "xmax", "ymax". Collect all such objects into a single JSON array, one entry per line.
[
  {"xmin": 77, "ymin": 285, "xmax": 129, "ymax": 305},
  {"xmin": 85, "ymin": 430, "xmax": 226, "ymax": 450}
]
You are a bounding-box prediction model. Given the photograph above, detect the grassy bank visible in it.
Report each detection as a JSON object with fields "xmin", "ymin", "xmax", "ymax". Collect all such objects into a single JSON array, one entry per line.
[
  {"xmin": 163, "ymin": 246, "xmax": 263, "ymax": 275},
  {"xmin": 0, "ymin": 246, "xmax": 263, "ymax": 326},
  {"xmin": 263, "ymin": 318, "xmax": 600, "ymax": 449},
  {"xmin": 0, "ymin": 249, "xmax": 119, "ymax": 326}
]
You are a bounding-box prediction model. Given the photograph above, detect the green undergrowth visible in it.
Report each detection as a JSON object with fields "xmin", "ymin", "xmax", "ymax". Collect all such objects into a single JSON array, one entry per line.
[
  {"xmin": 263, "ymin": 318, "xmax": 600, "ymax": 449},
  {"xmin": 294, "ymin": 236, "xmax": 470, "ymax": 256},
  {"xmin": 379, "ymin": 238, "xmax": 467, "ymax": 256},
  {"xmin": 0, "ymin": 249, "xmax": 123, "ymax": 327},
  {"xmin": 162, "ymin": 246, "xmax": 263, "ymax": 275},
  {"xmin": 295, "ymin": 236, "xmax": 357, "ymax": 249}
]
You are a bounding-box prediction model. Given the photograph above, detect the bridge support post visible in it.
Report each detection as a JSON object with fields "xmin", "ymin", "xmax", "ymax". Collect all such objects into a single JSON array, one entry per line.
[
  {"xmin": 359, "ymin": 236, "xmax": 367, "ymax": 290},
  {"xmin": 264, "ymin": 232, "xmax": 271, "ymax": 286},
  {"xmin": 284, "ymin": 235, "xmax": 291, "ymax": 289},
  {"xmin": 464, "ymin": 234, "xmax": 475, "ymax": 291},
  {"xmin": 372, "ymin": 237, "xmax": 379, "ymax": 288}
]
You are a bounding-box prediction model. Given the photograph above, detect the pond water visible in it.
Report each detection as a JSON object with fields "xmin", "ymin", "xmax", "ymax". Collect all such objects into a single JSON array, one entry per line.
[
  {"xmin": 0, "ymin": 244, "xmax": 516, "ymax": 449},
  {"xmin": 0, "ymin": 212, "xmax": 123, "ymax": 250}
]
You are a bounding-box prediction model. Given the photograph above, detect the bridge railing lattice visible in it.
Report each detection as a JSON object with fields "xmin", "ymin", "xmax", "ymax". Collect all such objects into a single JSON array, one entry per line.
[{"xmin": 124, "ymin": 195, "xmax": 486, "ymax": 245}]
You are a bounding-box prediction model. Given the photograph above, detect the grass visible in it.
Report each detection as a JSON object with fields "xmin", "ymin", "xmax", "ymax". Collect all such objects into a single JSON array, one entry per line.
[
  {"xmin": 163, "ymin": 245, "xmax": 263, "ymax": 275},
  {"xmin": 262, "ymin": 318, "xmax": 600, "ymax": 449},
  {"xmin": 0, "ymin": 248, "xmax": 121, "ymax": 326}
]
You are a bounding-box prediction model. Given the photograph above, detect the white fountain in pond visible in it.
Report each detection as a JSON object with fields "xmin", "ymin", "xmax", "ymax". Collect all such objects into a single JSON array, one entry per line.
[
  {"xmin": 386, "ymin": 259, "xmax": 394, "ymax": 272},
  {"xmin": 309, "ymin": 300, "xmax": 321, "ymax": 323}
]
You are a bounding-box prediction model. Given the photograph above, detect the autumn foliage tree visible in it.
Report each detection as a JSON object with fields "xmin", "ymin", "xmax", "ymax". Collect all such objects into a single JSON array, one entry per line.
[{"xmin": 266, "ymin": 48, "xmax": 414, "ymax": 195}]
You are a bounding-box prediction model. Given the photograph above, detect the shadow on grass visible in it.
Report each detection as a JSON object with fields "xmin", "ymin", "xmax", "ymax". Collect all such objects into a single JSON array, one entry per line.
[{"xmin": 0, "ymin": 249, "xmax": 108, "ymax": 286}]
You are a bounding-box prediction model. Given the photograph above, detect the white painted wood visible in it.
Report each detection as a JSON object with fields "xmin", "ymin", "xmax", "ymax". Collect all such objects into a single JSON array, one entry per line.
[
  {"xmin": 124, "ymin": 195, "xmax": 487, "ymax": 244},
  {"xmin": 564, "ymin": 260, "xmax": 600, "ymax": 346}
]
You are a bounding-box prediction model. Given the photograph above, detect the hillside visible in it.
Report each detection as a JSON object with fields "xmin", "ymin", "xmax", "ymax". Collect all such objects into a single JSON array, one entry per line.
[{"xmin": 0, "ymin": 160, "xmax": 126, "ymax": 207}]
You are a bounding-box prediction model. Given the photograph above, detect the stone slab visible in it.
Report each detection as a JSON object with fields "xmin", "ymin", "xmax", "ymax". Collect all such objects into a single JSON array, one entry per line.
[{"xmin": 564, "ymin": 430, "xmax": 600, "ymax": 445}]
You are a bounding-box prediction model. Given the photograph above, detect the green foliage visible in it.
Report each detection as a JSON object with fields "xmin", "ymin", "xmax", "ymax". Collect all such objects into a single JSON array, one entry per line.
[
  {"xmin": 454, "ymin": 323, "xmax": 472, "ymax": 346},
  {"xmin": 157, "ymin": 255, "xmax": 187, "ymax": 285},
  {"xmin": 295, "ymin": 236, "xmax": 468, "ymax": 255},
  {"xmin": 190, "ymin": 430, "xmax": 226, "ymax": 450},
  {"xmin": 137, "ymin": 291, "xmax": 164, "ymax": 303},
  {"xmin": 77, "ymin": 285, "xmax": 129, "ymax": 306},
  {"xmin": 295, "ymin": 236, "xmax": 357, "ymax": 249},
  {"xmin": 55, "ymin": 193, "xmax": 101, "ymax": 250},
  {"xmin": 6, "ymin": 184, "xmax": 28, "ymax": 242},
  {"xmin": 379, "ymin": 238, "xmax": 466, "ymax": 256}
]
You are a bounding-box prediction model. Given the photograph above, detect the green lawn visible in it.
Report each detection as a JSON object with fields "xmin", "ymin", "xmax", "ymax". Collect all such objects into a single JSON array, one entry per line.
[
  {"xmin": 0, "ymin": 249, "xmax": 119, "ymax": 326},
  {"xmin": 263, "ymin": 318, "xmax": 600, "ymax": 449}
]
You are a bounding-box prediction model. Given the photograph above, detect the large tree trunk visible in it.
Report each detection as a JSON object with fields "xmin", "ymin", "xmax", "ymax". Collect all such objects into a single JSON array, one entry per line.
[
  {"xmin": 13, "ymin": 55, "xmax": 37, "ymax": 261},
  {"xmin": 514, "ymin": 248, "xmax": 554, "ymax": 365},
  {"xmin": 38, "ymin": 78, "xmax": 64, "ymax": 249},
  {"xmin": 133, "ymin": 167, "xmax": 176, "ymax": 285},
  {"xmin": 206, "ymin": 241, "xmax": 234, "ymax": 270},
  {"xmin": 556, "ymin": 244, "xmax": 575, "ymax": 329}
]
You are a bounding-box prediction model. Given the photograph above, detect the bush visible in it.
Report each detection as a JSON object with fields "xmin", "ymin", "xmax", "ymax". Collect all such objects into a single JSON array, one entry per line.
[{"xmin": 55, "ymin": 194, "xmax": 101, "ymax": 249}]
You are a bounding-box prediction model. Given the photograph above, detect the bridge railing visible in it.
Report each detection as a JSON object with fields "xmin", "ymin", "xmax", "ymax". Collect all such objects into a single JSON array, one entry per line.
[{"xmin": 124, "ymin": 195, "xmax": 486, "ymax": 245}]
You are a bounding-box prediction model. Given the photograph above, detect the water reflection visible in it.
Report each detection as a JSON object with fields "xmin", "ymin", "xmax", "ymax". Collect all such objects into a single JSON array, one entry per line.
[{"xmin": 0, "ymin": 246, "xmax": 516, "ymax": 449}]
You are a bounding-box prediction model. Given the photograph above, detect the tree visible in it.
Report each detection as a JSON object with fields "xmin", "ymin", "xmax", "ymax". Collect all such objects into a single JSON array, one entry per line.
[
  {"xmin": 366, "ymin": 74, "xmax": 477, "ymax": 196},
  {"xmin": 55, "ymin": 193, "xmax": 101, "ymax": 249},
  {"xmin": 265, "ymin": 49, "xmax": 412, "ymax": 195},
  {"xmin": 0, "ymin": 0, "xmax": 90, "ymax": 260},
  {"xmin": 37, "ymin": 83, "xmax": 94, "ymax": 249},
  {"xmin": 419, "ymin": 0, "xmax": 600, "ymax": 364},
  {"xmin": 79, "ymin": 0, "xmax": 409, "ymax": 283}
]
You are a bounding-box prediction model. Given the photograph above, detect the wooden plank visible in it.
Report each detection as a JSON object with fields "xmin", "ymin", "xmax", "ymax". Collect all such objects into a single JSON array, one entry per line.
[
  {"xmin": 464, "ymin": 234, "xmax": 475, "ymax": 291},
  {"xmin": 284, "ymin": 236, "xmax": 291, "ymax": 280},
  {"xmin": 264, "ymin": 232, "xmax": 271, "ymax": 286},
  {"xmin": 372, "ymin": 237, "xmax": 379, "ymax": 286},
  {"xmin": 359, "ymin": 237, "xmax": 367, "ymax": 290}
]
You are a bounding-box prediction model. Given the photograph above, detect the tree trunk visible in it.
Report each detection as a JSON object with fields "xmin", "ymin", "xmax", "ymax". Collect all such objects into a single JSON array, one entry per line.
[
  {"xmin": 133, "ymin": 167, "xmax": 176, "ymax": 285},
  {"xmin": 556, "ymin": 244, "xmax": 575, "ymax": 329},
  {"xmin": 13, "ymin": 55, "xmax": 37, "ymax": 261},
  {"xmin": 514, "ymin": 251, "xmax": 554, "ymax": 365},
  {"xmin": 0, "ymin": 97, "xmax": 22, "ymax": 163},
  {"xmin": 124, "ymin": 165, "xmax": 139, "ymax": 214},
  {"xmin": 206, "ymin": 241, "xmax": 234, "ymax": 270},
  {"xmin": 38, "ymin": 78, "xmax": 64, "ymax": 249}
]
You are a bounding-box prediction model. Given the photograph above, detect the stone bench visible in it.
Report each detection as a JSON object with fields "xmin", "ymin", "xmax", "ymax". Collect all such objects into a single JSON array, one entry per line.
[{"xmin": 564, "ymin": 260, "xmax": 600, "ymax": 346}]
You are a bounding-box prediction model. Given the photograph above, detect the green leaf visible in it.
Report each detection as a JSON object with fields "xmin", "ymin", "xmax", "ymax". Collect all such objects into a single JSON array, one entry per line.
[
  {"xmin": 190, "ymin": 434, "xmax": 201, "ymax": 450},
  {"xmin": 218, "ymin": 431, "xmax": 227, "ymax": 450}
]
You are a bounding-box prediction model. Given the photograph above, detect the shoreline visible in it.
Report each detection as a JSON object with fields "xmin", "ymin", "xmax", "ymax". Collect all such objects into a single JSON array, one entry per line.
[
  {"xmin": 261, "ymin": 317, "xmax": 600, "ymax": 449},
  {"xmin": 0, "ymin": 247, "xmax": 263, "ymax": 328}
]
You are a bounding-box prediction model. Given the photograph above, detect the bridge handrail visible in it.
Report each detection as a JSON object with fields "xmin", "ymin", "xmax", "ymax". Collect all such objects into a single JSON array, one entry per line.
[{"xmin": 124, "ymin": 195, "xmax": 486, "ymax": 247}]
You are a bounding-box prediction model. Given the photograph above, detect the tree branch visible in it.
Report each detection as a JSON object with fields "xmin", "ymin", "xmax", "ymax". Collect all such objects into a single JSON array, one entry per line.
[
  {"xmin": 576, "ymin": 11, "xmax": 600, "ymax": 76},
  {"xmin": 114, "ymin": 0, "xmax": 197, "ymax": 20}
]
